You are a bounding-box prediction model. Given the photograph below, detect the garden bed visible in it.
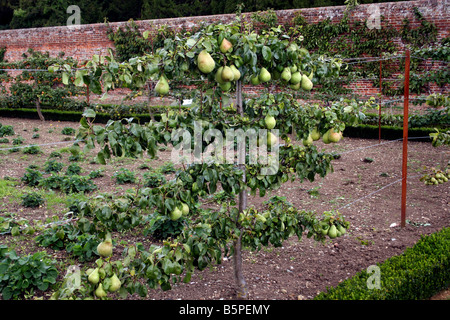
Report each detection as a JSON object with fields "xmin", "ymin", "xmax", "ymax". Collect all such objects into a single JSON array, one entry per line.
[{"xmin": 0, "ymin": 116, "xmax": 448, "ymax": 300}]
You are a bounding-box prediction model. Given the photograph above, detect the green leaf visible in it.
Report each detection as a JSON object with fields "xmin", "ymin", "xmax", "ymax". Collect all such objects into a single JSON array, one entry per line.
[
  {"xmin": 82, "ymin": 109, "xmax": 96, "ymax": 118},
  {"xmin": 62, "ymin": 72, "xmax": 69, "ymax": 85},
  {"xmin": 262, "ymin": 46, "xmax": 272, "ymax": 61}
]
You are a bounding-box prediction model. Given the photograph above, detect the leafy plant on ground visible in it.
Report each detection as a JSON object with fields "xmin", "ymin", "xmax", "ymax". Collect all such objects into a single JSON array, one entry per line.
[
  {"xmin": 21, "ymin": 191, "xmax": 45, "ymax": 208},
  {"xmin": 43, "ymin": 160, "xmax": 64, "ymax": 174},
  {"xmin": 66, "ymin": 163, "xmax": 82, "ymax": 176},
  {"xmin": 142, "ymin": 171, "xmax": 166, "ymax": 188},
  {"xmin": 61, "ymin": 127, "xmax": 76, "ymax": 136},
  {"xmin": 21, "ymin": 167, "xmax": 43, "ymax": 187},
  {"xmin": 22, "ymin": 145, "xmax": 42, "ymax": 154},
  {"xmin": 0, "ymin": 124, "xmax": 14, "ymax": 137},
  {"xmin": 0, "ymin": 245, "xmax": 59, "ymax": 300},
  {"xmin": 112, "ymin": 168, "xmax": 136, "ymax": 184}
]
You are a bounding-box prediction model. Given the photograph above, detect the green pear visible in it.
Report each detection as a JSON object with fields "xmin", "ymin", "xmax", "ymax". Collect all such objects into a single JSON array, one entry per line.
[
  {"xmin": 281, "ymin": 67, "xmax": 292, "ymax": 82},
  {"xmin": 310, "ymin": 127, "xmax": 320, "ymax": 141},
  {"xmin": 221, "ymin": 66, "xmax": 234, "ymax": 82},
  {"xmin": 264, "ymin": 115, "xmax": 276, "ymax": 130},
  {"xmin": 220, "ymin": 38, "xmax": 233, "ymax": 53},
  {"xmin": 337, "ymin": 225, "xmax": 346, "ymax": 235},
  {"xmin": 290, "ymin": 65, "xmax": 298, "ymax": 73},
  {"xmin": 328, "ymin": 225, "xmax": 337, "ymax": 239},
  {"xmin": 95, "ymin": 283, "xmax": 107, "ymax": 298},
  {"xmin": 290, "ymin": 82, "xmax": 301, "ymax": 90},
  {"xmin": 230, "ymin": 65, "xmax": 241, "ymax": 81},
  {"xmin": 290, "ymin": 71, "xmax": 302, "ymax": 85},
  {"xmin": 170, "ymin": 207, "xmax": 183, "ymax": 221},
  {"xmin": 259, "ymin": 67, "xmax": 271, "ymax": 82},
  {"xmin": 109, "ymin": 273, "xmax": 121, "ymax": 292},
  {"xmin": 88, "ymin": 268, "xmax": 100, "ymax": 284},
  {"xmin": 215, "ymin": 66, "xmax": 225, "ymax": 84},
  {"xmin": 267, "ymin": 132, "xmax": 278, "ymax": 147},
  {"xmin": 328, "ymin": 129, "xmax": 342, "ymax": 143},
  {"xmin": 251, "ymin": 74, "xmax": 261, "ymax": 85},
  {"xmin": 322, "ymin": 130, "xmax": 331, "ymax": 144},
  {"xmin": 181, "ymin": 203, "xmax": 190, "ymax": 216},
  {"xmin": 302, "ymin": 134, "xmax": 313, "ymax": 146},
  {"xmin": 197, "ymin": 50, "xmax": 215, "ymax": 74},
  {"xmin": 308, "ymin": 70, "xmax": 314, "ymax": 80},
  {"xmin": 97, "ymin": 235, "xmax": 113, "ymax": 258},
  {"xmin": 155, "ymin": 74, "xmax": 169, "ymax": 96},
  {"xmin": 301, "ymin": 74, "xmax": 313, "ymax": 91},
  {"xmin": 219, "ymin": 81, "xmax": 232, "ymax": 91}
]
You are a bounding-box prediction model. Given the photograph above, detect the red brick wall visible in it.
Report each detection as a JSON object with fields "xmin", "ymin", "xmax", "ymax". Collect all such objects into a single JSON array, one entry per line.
[{"xmin": 0, "ymin": 0, "xmax": 448, "ymax": 103}]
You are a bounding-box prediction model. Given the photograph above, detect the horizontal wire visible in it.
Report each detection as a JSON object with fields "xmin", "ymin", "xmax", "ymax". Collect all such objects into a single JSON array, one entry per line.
[{"xmin": 337, "ymin": 174, "xmax": 423, "ymax": 211}]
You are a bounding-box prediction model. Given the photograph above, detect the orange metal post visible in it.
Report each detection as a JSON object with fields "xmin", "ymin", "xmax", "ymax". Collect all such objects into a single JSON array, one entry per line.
[
  {"xmin": 401, "ymin": 49, "xmax": 410, "ymax": 228},
  {"xmin": 379, "ymin": 56, "xmax": 382, "ymax": 144}
]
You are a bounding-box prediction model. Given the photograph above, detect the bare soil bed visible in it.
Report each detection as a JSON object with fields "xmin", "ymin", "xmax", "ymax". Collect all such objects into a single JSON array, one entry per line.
[{"xmin": 0, "ymin": 116, "xmax": 448, "ymax": 300}]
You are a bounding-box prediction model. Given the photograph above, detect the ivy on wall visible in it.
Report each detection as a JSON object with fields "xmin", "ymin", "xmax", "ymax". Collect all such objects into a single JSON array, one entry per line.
[{"xmin": 105, "ymin": 6, "xmax": 447, "ymax": 99}]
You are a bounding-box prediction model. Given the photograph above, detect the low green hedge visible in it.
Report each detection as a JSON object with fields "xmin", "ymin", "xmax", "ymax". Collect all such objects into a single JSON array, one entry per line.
[{"xmin": 314, "ymin": 227, "xmax": 450, "ymax": 300}]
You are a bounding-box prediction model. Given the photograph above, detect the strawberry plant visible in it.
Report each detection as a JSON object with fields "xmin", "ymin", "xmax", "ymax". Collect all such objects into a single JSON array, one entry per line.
[
  {"xmin": 0, "ymin": 246, "xmax": 58, "ymax": 300},
  {"xmin": 21, "ymin": 191, "xmax": 44, "ymax": 208}
]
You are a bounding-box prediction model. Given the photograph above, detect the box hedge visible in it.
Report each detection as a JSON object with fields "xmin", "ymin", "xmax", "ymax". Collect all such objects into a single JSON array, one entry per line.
[{"xmin": 314, "ymin": 227, "xmax": 450, "ymax": 300}]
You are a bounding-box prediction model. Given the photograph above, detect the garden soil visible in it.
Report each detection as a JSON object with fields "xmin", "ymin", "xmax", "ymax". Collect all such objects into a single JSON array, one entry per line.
[{"xmin": 0, "ymin": 117, "xmax": 448, "ymax": 300}]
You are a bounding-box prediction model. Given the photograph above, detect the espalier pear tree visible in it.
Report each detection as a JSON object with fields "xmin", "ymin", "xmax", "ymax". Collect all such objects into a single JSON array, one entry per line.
[{"xmin": 53, "ymin": 19, "xmax": 368, "ymax": 299}]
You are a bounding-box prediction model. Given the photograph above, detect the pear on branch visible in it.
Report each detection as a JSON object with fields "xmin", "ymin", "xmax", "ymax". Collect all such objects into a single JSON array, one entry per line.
[
  {"xmin": 259, "ymin": 67, "xmax": 271, "ymax": 83},
  {"xmin": 197, "ymin": 50, "xmax": 215, "ymax": 74},
  {"xmin": 220, "ymin": 38, "xmax": 233, "ymax": 53},
  {"xmin": 155, "ymin": 74, "xmax": 169, "ymax": 96},
  {"xmin": 97, "ymin": 232, "xmax": 113, "ymax": 258}
]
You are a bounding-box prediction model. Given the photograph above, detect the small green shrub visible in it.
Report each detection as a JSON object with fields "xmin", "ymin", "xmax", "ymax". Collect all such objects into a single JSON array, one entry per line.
[
  {"xmin": 22, "ymin": 145, "xmax": 42, "ymax": 154},
  {"xmin": 60, "ymin": 175, "xmax": 97, "ymax": 194},
  {"xmin": 35, "ymin": 226, "xmax": 67, "ymax": 250},
  {"xmin": 21, "ymin": 192, "xmax": 45, "ymax": 208},
  {"xmin": 12, "ymin": 136, "xmax": 24, "ymax": 145},
  {"xmin": 68, "ymin": 154, "xmax": 82, "ymax": 162},
  {"xmin": 39, "ymin": 174, "xmax": 64, "ymax": 190},
  {"xmin": 159, "ymin": 161, "xmax": 176, "ymax": 174},
  {"xmin": 0, "ymin": 124, "xmax": 14, "ymax": 137},
  {"xmin": 88, "ymin": 169, "xmax": 104, "ymax": 179},
  {"xmin": 21, "ymin": 167, "xmax": 43, "ymax": 187},
  {"xmin": 0, "ymin": 246, "xmax": 58, "ymax": 300},
  {"xmin": 43, "ymin": 160, "xmax": 64, "ymax": 173},
  {"xmin": 143, "ymin": 171, "xmax": 166, "ymax": 188},
  {"xmin": 112, "ymin": 168, "xmax": 136, "ymax": 184},
  {"xmin": 66, "ymin": 163, "xmax": 82, "ymax": 176},
  {"xmin": 32, "ymin": 133, "xmax": 40, "ymax": 139},
  {"xmin": 49, "ymin": 151, "xmax": 63, "ymax": 159},
  {"xmin": 0, "ymin": 138, "xmax": 9, "ymax": 143},
  {"xmin": 61, "ymin": 127, "xmax": 76, "ymax": 136}
]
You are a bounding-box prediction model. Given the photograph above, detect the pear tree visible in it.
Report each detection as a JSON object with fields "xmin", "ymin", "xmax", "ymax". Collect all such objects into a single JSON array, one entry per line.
[{"xmin": 52, "ymin": 19, "xmax": 368, "ymax": 299}]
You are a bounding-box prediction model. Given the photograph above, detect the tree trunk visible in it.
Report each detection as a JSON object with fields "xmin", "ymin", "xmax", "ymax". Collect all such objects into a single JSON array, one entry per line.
[
  {"xmin": 36, "ymin": 98, "xmax": 45, "ymax": 122},
  {"xmin": 234, "ymin": 79, "xmax": 249, "ymax": 299},
  {"xmin": 233, "ymin": 233, "xmax": 248, "ymax": 299}
]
